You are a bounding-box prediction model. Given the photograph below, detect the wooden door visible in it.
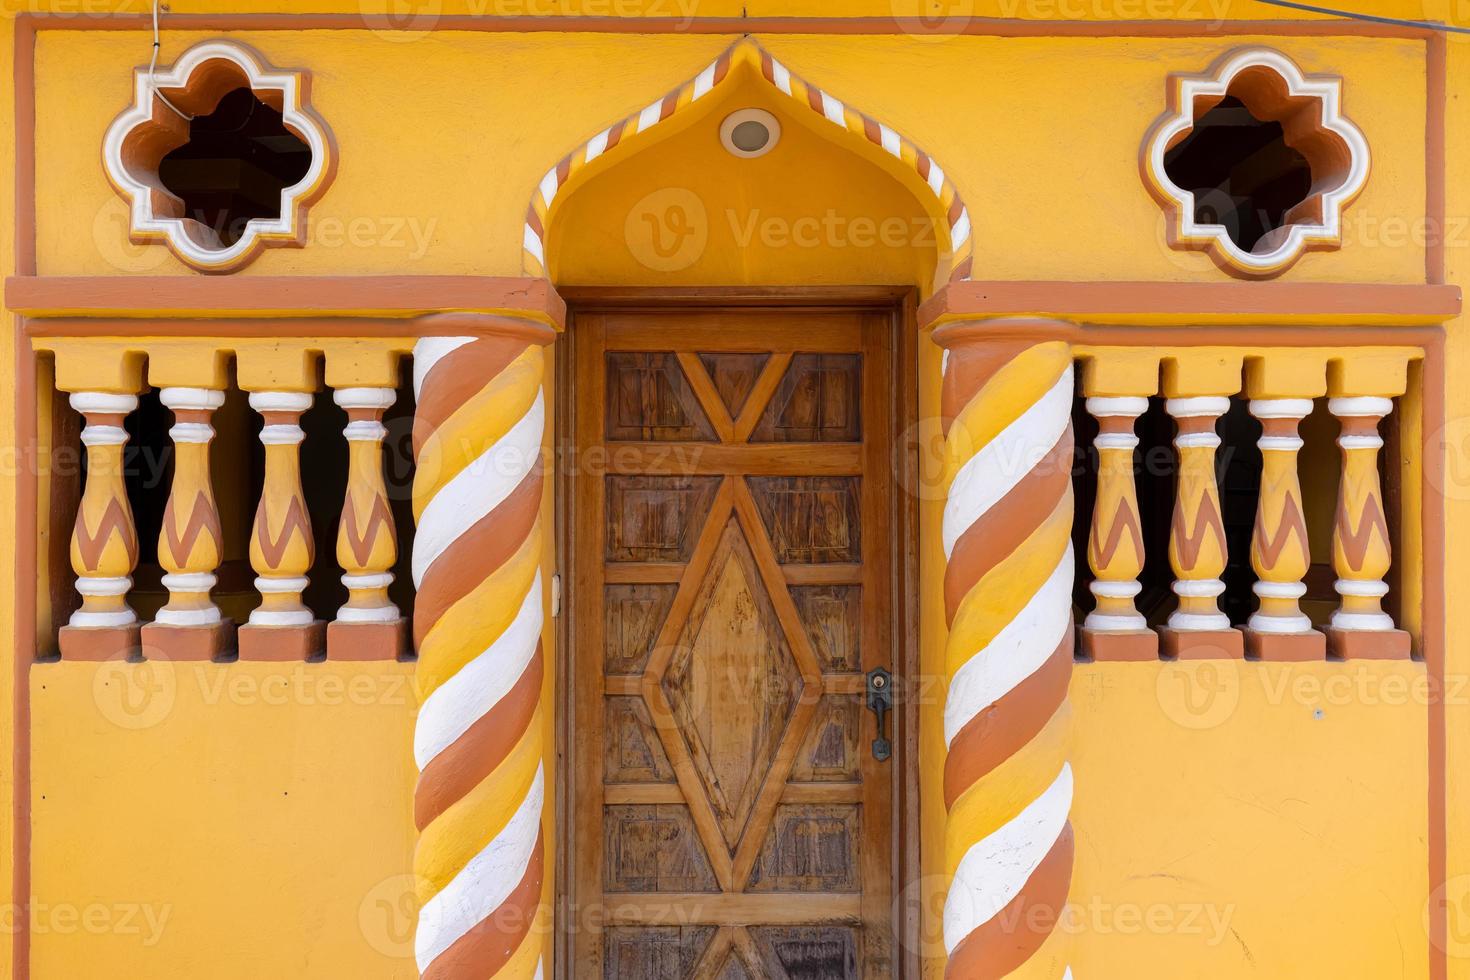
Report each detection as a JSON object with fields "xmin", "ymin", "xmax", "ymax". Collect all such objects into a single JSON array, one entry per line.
[{"xmin": 569, "ymin": 307, "xmax": 897, "ymax": 980}]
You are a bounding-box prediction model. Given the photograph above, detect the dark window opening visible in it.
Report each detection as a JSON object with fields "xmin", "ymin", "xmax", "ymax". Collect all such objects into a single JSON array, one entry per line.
[
  {"xmin": 1071, "ymin": 392, "xmax": 1098, "ymax": 622},
  {"xmin": 120, "ymin": 387, "xmax": 174, "ymax": 623},
  {"xmin": 1218, "ymin": 398, "xmax": 1262, "ymax": 626},
  {"xmin": 158, "ymin": 87, "xmax": 312, "ymax": 248},
  {"xmin": 1162, "ymin": 95, "xmax": 1314, "ymax": 254}
]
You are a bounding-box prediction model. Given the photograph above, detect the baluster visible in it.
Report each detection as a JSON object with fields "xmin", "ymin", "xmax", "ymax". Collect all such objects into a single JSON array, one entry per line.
[
  {"xmin": 1081, "ymin": 395, "xmax": 1157, "ymax": 660},
  {"xmin": 59, "ymin": 392, "xmax": 141, "ymax": 660},
  {"xmin": 240, "ymin": 391, "xmax": 324, "ymax": 660},
  {"xmin": 328, "ymin": 387, "xmax": 405, "ymax": 660},
  {"xmin": 1160, "ymin": 396, "xmax": 1242, "ymax": 658},
  {"xmin": 142, "ymin": 387, "xmax": 233, "ymax": 660},
  {"xmin": 1326, "ymin": 396, "xmax": 1411, "ymax": 659},
  {"xmin": 1244, "ymin": 397, "xmax": 1325, "ymax": 660}
]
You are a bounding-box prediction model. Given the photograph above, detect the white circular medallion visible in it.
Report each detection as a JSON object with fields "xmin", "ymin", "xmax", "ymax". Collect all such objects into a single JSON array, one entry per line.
[{"xmin": 719, "ymin": 108, "xmax": 781, "ymax": 158}]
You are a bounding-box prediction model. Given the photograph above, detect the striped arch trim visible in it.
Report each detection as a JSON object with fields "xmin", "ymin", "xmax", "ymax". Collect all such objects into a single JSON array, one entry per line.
[
  {"xmin": 938, "ymin": 329, "xmax": 1077, "ymax": 979},
  {"xmin": 522, "ymin": 38, "xmax": 973, "ymax": 283}
]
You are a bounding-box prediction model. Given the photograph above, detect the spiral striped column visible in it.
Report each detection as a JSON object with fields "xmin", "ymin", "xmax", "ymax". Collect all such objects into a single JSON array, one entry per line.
[
  {"xmin": 410, "ymin": 313, "xmax": 555, "ymax": 980},
  {"xmin": 937, "ymin": 325, "xmax": 1077, "ymax": 978}
]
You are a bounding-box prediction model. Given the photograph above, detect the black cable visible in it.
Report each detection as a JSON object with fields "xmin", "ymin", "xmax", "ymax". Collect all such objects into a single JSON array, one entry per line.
[{"xmin": 1251, "ymin": 0, "xmax": 1470, "ymax": 34}]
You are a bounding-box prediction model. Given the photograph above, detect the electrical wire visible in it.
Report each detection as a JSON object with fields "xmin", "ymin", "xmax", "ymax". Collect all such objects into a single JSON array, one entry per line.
[
  {"xmin": 1251, "ymin": 0, "xmax": 1470, "ymax": 34},
  {"xmin": 138, "ymin": 0, "xmax": 1466, "ymax": 117},
  {"xmin": 149, "ymin": 0, "xmax": 194, "ymax": 121}
]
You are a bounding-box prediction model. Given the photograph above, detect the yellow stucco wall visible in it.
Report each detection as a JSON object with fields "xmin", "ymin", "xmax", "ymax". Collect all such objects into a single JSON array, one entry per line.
[
  {"xmin": 30, "ymin": 30, "xmax": 1428, "ymax": 285},
  {"xmin": 4, "ymin": 4, "xmax": 1465, "ymax": 978},
  {"xmin": 23, "ymin": 661, "xmax": 1432, "ymax": 976},
  {"xmin": 29, "ymin": 662, "xmax": 420, "ymax": 979}
]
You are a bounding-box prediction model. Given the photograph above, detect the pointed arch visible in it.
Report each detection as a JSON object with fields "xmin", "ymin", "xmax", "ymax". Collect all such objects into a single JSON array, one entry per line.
[{"xmin": 522, "ymin": 38, "xmax": 973, "ymax": 285}]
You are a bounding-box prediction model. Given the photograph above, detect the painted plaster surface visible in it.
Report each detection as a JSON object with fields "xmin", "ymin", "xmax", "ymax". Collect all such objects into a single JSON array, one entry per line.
[
  {"xmin": 2, "ymin": 5, "xmax": 1466, "ymax": 979},
  {"xmin": 31, "ymin": 32, "xmax": 1426, "ymax": 284}
]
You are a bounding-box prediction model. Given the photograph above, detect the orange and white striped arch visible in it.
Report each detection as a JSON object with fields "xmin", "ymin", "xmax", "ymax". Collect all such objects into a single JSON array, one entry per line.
[{"xmin": 521, "ymin": 37, "xmax": 974, "ymax": 285}]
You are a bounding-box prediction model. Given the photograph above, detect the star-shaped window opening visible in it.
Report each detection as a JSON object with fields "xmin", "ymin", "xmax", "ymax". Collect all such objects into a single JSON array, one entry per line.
[
  {"xmin": 1163, "ymin": 94, "xmax": 1315, "ymax": 254},
  {"xmin": 1145, "ymin": 51, "xmax": 1368, "ymax": 276},
  {"xmin": 158, "ymin": 87, "xmax": 313, "ymax": 249},
  {"xmin": 103, "ymin": 41, "xmax": 332, "ymax": 271}
]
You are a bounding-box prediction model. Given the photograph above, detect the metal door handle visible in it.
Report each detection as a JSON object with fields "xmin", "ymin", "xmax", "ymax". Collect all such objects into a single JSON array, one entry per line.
[{"xmin": 866, "ymin": 667, "xmax": 893, "ymax": 762}]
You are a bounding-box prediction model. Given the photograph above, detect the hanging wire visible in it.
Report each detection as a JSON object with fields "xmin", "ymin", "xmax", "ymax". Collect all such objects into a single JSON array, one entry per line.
[
  {"xmin": 1250, "ymin": 0, "xmax": 1470, "ymax": 33},
  {"xmin": 149, "ymin": 0, "xmax": 194, "ymax": 121}
]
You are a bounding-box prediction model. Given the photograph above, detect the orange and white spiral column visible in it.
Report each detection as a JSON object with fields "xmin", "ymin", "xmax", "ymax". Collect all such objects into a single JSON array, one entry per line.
[
  {"xmin": 410, "ymin": 314, "xmax": 554, "ymax": 980},
  {"xmin": 937, "ymin": 324, "xmax": 1077, "ymax": 978}
]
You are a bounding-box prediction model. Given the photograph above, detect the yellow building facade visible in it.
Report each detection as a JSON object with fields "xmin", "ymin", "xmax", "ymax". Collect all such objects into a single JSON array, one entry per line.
[{"xmin": 1, "ymin": 2, "xmax": 1467, "ymax": 978}]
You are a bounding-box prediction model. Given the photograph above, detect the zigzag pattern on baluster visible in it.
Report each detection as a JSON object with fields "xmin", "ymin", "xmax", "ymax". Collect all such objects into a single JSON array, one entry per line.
[
  {"xmin": 410, "ymin": 318, "xmax": 554, "ymax": 980},
  {"xmin": 940, "ymin": 337, "xmax": 1077, "ymax": 979}
]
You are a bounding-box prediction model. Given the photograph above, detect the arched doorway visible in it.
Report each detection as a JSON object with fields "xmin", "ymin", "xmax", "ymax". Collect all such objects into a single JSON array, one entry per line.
[{"xmin": 540, "ymin": 41, "xmax": 953, "ymax": 980}]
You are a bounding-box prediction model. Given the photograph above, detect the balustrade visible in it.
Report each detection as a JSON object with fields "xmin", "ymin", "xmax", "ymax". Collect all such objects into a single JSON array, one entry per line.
[
  {"xmin": 40, "ymin": 337, "xmax": 413, "ymax": 663},
  {"xmin": 35, "ymin": 334, "xmax": 1423, "ymax": 665},
  {"xmin": 1072, "ymin": 346, "xmax": 1417, "ymax": 662}
]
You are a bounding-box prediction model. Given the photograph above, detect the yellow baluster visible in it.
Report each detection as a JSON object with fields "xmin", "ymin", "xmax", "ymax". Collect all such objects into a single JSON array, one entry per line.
[
  {"xmin": 1244, "ymin": 398, "xmax": 1325, "ymax": 660},
  {"xmin": 1325, "ymin": 396, "xmax": 1410, "ymax": 659},
  {"xmin": 1081, "ymin": 396, "xmax": 1157, "ymax": 661},
  {"xmin": 240, "ymin": 391, "xmax": 323, "ymax": 661},
  {"xmin": 328, "ymin": 387, "xmax": 405, "ymax": 660},
  {"xmin": 59, "ymin": 392, "xmax": 141, "ymax": 661},
  {"xmin": 1159, "ymin": 396, "xmax": 1243, "ymax": 659},
  {"xmin": 142, "ymin": 387, "xmax": 232, "ymax": 661}
]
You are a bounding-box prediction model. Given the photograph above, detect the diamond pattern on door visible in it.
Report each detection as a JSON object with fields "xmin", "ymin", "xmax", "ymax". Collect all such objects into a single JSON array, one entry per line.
[
  {"xmin": 573, "ymin": 309, "xmax": 895, "ymax": 979},
  {"xmin": 657, "ymin": 515, "xmax": 811, "ymax": 852}
]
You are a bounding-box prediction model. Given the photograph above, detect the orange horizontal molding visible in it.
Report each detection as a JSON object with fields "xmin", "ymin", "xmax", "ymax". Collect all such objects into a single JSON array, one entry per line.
[
  {"xmin": 4, "ymin": 275, "xmax": 567, "ymax": 327},
  {"xmin": 920, "ymin": 280, "xmax": 1462, "ymax": 328},
  {"xmin": 16, "ymin": 11, "xmax": 1440, "ymax": 39}
]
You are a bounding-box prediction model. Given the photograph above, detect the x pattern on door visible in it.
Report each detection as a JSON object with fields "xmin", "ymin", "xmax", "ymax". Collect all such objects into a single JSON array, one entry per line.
[{"xmin": 577, "ymin": 311, "xmax": 893, "ymax": 980}]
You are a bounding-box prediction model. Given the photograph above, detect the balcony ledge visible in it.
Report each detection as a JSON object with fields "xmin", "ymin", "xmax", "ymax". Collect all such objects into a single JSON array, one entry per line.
[
  {"xmin": 4, "ymin": 275, "xmax": 566, "ymax": 328},
  {"xmin": 920, "ymin": 280, "xmax": 1462, "ymax": 329}
]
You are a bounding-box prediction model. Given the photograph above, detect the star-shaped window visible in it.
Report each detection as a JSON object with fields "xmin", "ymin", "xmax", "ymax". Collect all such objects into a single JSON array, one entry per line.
[
  {"xmin": 103, "ymin": 41, "xmax": 332, "ymax": 272},
  {"xmin": 1144, "ymin": 48, "xmax": 1369, "ymax": 277}
]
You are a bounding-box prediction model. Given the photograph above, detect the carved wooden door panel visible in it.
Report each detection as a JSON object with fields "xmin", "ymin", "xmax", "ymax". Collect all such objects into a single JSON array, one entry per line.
[{"xmin": 571, "ymin": 308, "xmax": 896, "ymax": 980}]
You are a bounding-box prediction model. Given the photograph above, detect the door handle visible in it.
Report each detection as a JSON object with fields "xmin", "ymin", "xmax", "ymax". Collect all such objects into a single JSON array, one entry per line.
[{"xmin": 865, "ymin": 667, "xmax": 893, "ymax": 762}]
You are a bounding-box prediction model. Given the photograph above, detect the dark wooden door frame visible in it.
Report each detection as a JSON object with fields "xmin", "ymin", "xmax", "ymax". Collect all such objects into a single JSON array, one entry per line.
[{"xmin": 552, "ymin": 286, "xmax": 923, "ymax": 979}]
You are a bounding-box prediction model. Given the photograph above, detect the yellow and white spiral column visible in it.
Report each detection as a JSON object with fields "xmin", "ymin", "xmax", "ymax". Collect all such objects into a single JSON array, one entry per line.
[
  {"xmin": 410, "ymin": 314, "xmax": 554, "ymax": 980},
  {"xmin": 937, "ymin": 324, "xmax": 1076, "ymax": 979}
]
